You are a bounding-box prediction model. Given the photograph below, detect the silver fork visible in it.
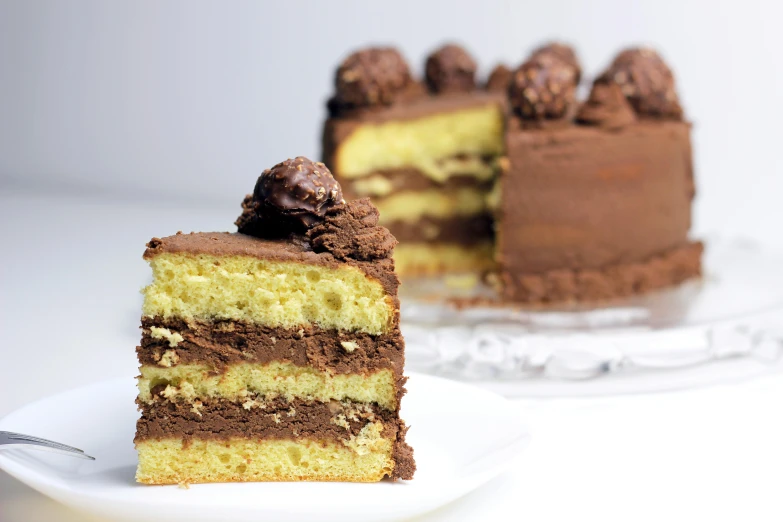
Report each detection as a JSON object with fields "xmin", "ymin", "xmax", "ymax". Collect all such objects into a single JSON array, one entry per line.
[{"xmin": 0, "ymin": 431, "xmax": 95, "ymax": 460}]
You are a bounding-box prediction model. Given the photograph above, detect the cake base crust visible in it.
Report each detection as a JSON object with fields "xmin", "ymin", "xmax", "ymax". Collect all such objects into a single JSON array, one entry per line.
[{"xmin": 498, "ymin": 241, "xmax": 703, "ymax": 303}]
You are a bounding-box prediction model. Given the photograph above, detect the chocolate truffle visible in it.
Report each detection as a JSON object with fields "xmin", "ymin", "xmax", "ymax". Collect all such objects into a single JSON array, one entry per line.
[
  {"xmin": 508, "ymin": 58, "xmax": 577, "ymax": 120},
  {"xmin": 425, "ymin": 44, "xmax": 477, "ymax": 94},
  {"xmin": 529, "ymin": 42, "xmax": 581, "ymax": 83},
  {"xmin": 335, "ymin": 47, "xmax": 412, "ymax": 108},
  {"xmin": 236, "ymin": 156, "xmax": 344, "ymax": 238},
  {"xmin": 599, "ymin": 47, "xmax": 683, "ymax": 119}
]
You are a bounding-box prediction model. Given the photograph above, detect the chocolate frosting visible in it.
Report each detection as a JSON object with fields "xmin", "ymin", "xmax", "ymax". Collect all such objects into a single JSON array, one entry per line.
[
  {"xmin": 425, "ymin": 44, "xmax": 477, "ymax": 94},
  {"xmin": 136, "ymin": 397, "xmax": 398, "ymax": 442},
  {"xmin": 576, "ymin": 81, "xmax": 637, "ymax": 130},
  {"xmin": 308, "ymin": 198, "xmax": 397, "ymax": 262},
  {"xmin": 600, "ymin": 47, "xmax": 683, "ymax": 120},
  {"xmin": 500, "ymin": 121, "xmax": 695, "ymax": 276},
  {"xmin": 236, "ymin": 157, "xmax": 344, "ymax": 238},
  {"xmin": 139, "ymin": 317, "xmax": 405, "ymax": 378},
  {"xmin": 334, "ymin": 47, "xmax": 412, "ymax": 110},
  {"xmin": 499, "ymin": 241, "xmax": 703, "ymax": 303}
]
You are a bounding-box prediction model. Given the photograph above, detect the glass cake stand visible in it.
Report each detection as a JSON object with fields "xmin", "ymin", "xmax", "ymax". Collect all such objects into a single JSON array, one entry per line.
[{"xmin": 399, "ymin": 237, "xmax": 783, "ymax": 396}]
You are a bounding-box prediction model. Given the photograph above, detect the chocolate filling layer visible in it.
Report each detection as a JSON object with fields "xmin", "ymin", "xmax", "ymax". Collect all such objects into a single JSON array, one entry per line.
[
  {"xmin": 135, "ymin": 397, "xmax": 416, "ymax": 479},
  {"xmin": 138, "ymin": 317, "xmax": 405, "ymax": 377},
  {"xmin": 387, "ymin": 215, "xmax": 493, "ymax": 245},
  {"xmin": 343, "ymin": 163, "xmax": 495, "ymax": 197},
  {"xmin": 135, "ymin": 397, "xmax": 396, "ymax": 442}
]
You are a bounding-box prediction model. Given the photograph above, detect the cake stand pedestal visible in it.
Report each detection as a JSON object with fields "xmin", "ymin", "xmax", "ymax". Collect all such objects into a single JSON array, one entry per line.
[{"xmin": 400, "ymin": 237, "xmax": 783, "ymax": 396}]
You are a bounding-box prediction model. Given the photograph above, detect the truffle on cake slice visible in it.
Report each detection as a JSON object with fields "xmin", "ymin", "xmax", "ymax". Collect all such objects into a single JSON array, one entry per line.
[
  {"xmin": 134, "ymin": 157, "xmax": 415, "ymax": 484},
  {"xmin": 322, "ymin": 45, "xmax": 506, "ymax": 277}
]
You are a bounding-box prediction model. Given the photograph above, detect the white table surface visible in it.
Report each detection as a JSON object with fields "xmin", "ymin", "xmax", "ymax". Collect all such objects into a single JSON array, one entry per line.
[{"xmin": 2, "ymin": 189, "xmax": 782, "ymax": 522}]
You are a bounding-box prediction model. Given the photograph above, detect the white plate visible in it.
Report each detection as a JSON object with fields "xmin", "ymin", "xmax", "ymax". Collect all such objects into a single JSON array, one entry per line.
[{"xmin": 0, "ymin": 373, "xmax": 529, "ymax": 522}]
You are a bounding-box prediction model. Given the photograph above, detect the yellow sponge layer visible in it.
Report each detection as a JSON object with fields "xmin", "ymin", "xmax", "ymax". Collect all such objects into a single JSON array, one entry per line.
[
  {"xmin": 138, "ymin": 362, "xmax": 397, "ymax": 410},
  {"xmin": 136, "ymin": 427, "xmax": 394, "ymax": 484},
  {"xmin": 335, "ymin": 104, "xmax": 504, "ymax": 179},
  {"xmin": 142, "ymin": 253, "xmax": 393, "ymax": 335},
  {"xmin": 374, "ymin": 187, "xmax": 489, "ymax": 223},
  {"xmin": 395, "ymin": 242, "xmax": 495, "ymax": 277}
]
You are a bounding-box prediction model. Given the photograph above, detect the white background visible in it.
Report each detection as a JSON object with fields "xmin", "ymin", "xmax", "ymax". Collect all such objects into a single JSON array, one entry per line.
[
  {"xmin": 1, "ymin": 0, "xmax": 782, "ymax": 245},
  {"xmin": 1, "ymin": 1, "xmax": 782, "ymax": 521}
]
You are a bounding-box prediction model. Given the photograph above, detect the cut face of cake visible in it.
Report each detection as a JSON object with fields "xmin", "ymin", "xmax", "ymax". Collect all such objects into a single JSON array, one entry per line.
[
  {"xmin": 135, "ymin": 157, "xmax": 415, "ymax": 484},
  {"xmin": 323, "ymin": 46, "xmax": 505, "ymax": 276},
  {"xmin": 322, "ymin": 43, "xmax": 702, "ymax": 303}
]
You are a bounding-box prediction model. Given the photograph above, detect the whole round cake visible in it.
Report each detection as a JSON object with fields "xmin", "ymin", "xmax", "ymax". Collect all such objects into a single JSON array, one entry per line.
[{"xmin": 322, "ymin": 43, "xmax": 702, "ymax": 303}]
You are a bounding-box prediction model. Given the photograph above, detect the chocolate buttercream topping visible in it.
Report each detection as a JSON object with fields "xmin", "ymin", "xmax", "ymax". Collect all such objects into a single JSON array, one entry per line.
[
  {"xmin": 425, "ymin": 44, "xmax": 477, "ymax": 94},
  {"xmin": 334, "ymin": 47, "xmax": 412, "ymax": 110},
  {"xmin": 236, "ymin": 157, "xmax": 344, "ymax": 238},
  {"xmin": 576, "ymin": 81, "xmax": 637, "ymax": 130},
  {"xmin": 485, "ymin": 64, "xmax": 512, "ymax": 92},
  {"xmin": 599, "ymin": 47, "xmax": 683, "ymax": 120},
  {"xmin": 508, "ymin": 58, "xmax": 577, "ymax": 121},
  {"xmin": 308, "ymin": 198, "xmax": 397, "ymax": 262},
  {"xmin": 529, "ymin": 42, "xmax": 581, "ymax": 83}
]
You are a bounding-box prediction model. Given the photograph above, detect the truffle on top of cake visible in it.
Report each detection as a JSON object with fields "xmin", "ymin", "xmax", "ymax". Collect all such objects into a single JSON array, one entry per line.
[
  {"xmin": 237, "ymin": 156, "xmax": 344, "ymax": 238},
  {"xmin": 424, "ymin": 44, "xmax": 478, "ymax": 94},
  {"xmin": 236, "ymin": 156, "xmax": 398, "ymax": 262},
  {"xmin": 575, "ymin": 47, "xmax": 684, "ymax": 132},
  {"xmin": 593, "ymin": 47, "xmax": 684, "ymax": 120},
  {"xmin": 332, "ymin": 48, "xmax": 415, "ymax": 111},
  {"xmin": 507, "ymin": 42, "xmax": 581, "ymax": 124}
]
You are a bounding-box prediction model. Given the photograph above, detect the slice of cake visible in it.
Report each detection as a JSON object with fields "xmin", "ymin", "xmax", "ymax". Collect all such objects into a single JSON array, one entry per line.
[
  {"xmin": 322, "ymin": 46, "xmax": 505, "ymax": 276},
  {"xmin": 134, "ymin": 157, "xmax": 415, "ymax": 484},
  {"xmin": 322, "ymin": 43, "xmax": 702, "ymax": 303}
]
